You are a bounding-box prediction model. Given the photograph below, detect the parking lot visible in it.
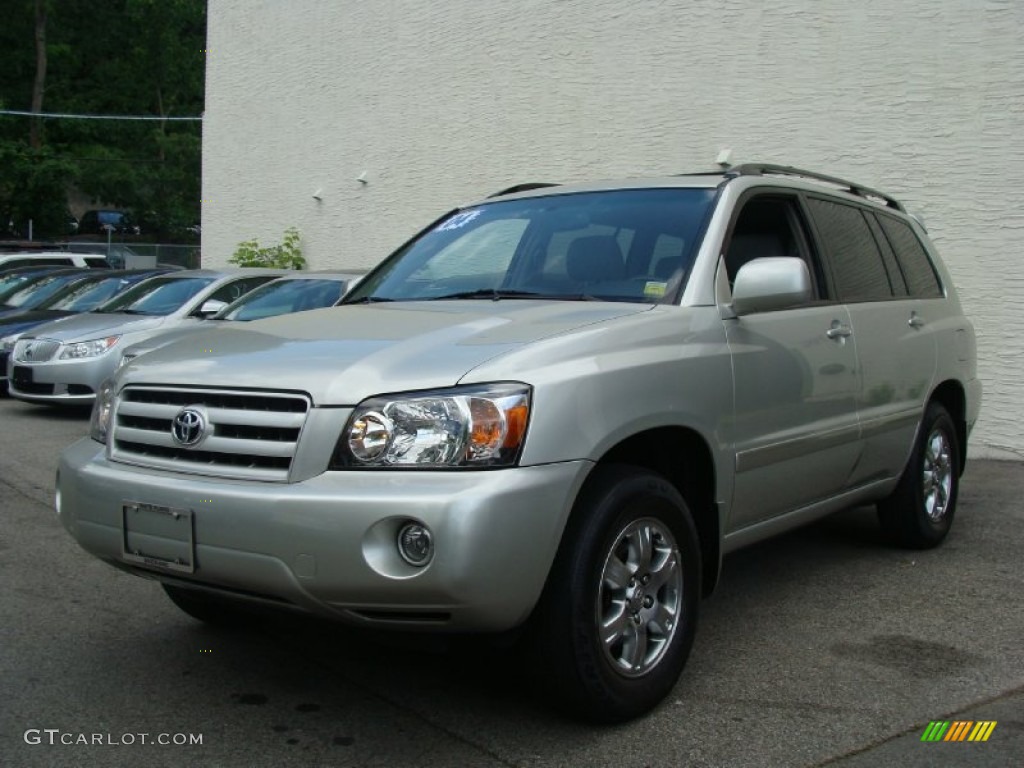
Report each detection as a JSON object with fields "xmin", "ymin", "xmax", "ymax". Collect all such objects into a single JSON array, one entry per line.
[{"xmin": 0, "ymin": 395, "xmax": 1021, "ymax": 767}]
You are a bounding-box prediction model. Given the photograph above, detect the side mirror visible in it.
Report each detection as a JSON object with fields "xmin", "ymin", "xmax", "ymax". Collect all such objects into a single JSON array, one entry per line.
[
  {"xmin": 197, "ymin": 299, "xmax": 228, "ymax": 317},
  {"xmin": 731, "ymin": 257, "xmax": 812, "ymax": 316}
]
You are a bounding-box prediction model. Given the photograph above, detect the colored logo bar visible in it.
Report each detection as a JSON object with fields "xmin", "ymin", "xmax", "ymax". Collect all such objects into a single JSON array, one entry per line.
[{"xmin": 921, "ymin": 721, "xmax": 997, "ymax": 742}]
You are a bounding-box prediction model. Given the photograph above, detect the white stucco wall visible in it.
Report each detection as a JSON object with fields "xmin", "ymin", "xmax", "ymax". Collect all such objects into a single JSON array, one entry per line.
[{"xmin": 203, "ymin": 0, "xmax": 1024, "ymax": 459}]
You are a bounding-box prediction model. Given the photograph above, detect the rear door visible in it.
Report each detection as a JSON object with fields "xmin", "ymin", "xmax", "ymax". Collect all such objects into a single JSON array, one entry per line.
[{"xmin": 805, "ymin": 198, "xmax": 937, "ymax": 485}]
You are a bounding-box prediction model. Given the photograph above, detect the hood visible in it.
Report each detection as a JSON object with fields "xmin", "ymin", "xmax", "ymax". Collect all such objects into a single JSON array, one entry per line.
[
  {"xmin": 20, "ymin": 311, "xmax": 170, "ymax": 342},
  {"xmin": 121, "ymin": 300, "xmax": 652, "ymax": 404},
  {"xmin": 0, "ymin": 309, "xmax": 71, "ymax": 336},
  {"xmin": 122, "ymin": 322, "xmax": 227, "ymax": 356}
]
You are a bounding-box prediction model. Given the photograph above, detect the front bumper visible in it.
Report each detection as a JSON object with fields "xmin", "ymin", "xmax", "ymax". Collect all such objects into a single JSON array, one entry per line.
[
  {"xmin": 57, "ymin": 438, "xmax": 590, "ymax": 631},
  {"xmin": 7, "ymin": 352, "xmax": 117, "ymax": 403}
]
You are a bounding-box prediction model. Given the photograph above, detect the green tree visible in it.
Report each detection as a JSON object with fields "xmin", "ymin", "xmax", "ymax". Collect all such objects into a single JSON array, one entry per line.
[{"xmin": 0, "ymin": 0, "xmax": 206, "ymax": 240}]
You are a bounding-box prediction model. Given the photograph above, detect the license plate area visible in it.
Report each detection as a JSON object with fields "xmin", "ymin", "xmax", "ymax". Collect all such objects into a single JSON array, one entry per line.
[
  {"xmin": 13, "ymin": 366, "xmax": 33, "ymax": 386},
  {"xmin": 122, "ymin": 502, "xmax": 195, "ymax": 573}
]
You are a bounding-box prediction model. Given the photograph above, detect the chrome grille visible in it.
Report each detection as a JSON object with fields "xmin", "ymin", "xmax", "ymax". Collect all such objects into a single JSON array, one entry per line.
[
  {"xmin": 110, "ymin": 386, "xmax": 310, "ymax": 482},
  {"xmin": 13, "ymin": 338, "xmax": 60, "ymax": 363}
]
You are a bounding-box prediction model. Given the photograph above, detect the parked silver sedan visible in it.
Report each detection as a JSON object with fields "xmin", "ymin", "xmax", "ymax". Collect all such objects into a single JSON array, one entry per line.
[
  {"xmin": 6, "ymin": 269, "xmax": 285, "ymax": 404},
  {"xmin": 116, "ymin": 271, "xmax": 365, "ymax": 367}
]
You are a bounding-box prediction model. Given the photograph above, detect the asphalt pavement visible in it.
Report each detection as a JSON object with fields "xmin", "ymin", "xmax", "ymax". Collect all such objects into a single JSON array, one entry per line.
[{"xmin": 0, "ymin": 396, "xmax": 1020, "ymax": 767}]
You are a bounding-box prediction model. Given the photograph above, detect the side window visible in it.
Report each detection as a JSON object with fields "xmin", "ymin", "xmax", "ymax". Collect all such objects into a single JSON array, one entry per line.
[
  {"xmin": 876, "ymin": 215, "xmax": 943, "ymax": 298},
  {"xmin": 806, "ymin": 198, "xmax": 892, "ymax": 303},
  {"xmin": 725, "ymin": 196, "xmax": 823, "ymax": 298}
]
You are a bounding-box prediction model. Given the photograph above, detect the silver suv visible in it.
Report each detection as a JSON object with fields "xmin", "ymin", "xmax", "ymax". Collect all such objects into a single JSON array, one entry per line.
[{"xmin": 56, "ymin": 165, "xmax": 981, "ymax": 722}]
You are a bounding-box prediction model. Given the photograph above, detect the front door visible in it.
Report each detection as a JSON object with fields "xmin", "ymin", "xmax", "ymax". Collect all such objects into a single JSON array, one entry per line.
[{"xmin": 720, "ymin": 193, "xmax": 862, "ymax": 532}]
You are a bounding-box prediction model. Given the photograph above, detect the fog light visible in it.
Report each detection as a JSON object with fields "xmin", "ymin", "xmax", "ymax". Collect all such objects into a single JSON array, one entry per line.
[
  {"xmin": 397, "ymin": 522, "xmax": 433, "ymax": 567},
  {"xmin": 54, "ymin": 472, "xmax": 62, "ymax": 516}
]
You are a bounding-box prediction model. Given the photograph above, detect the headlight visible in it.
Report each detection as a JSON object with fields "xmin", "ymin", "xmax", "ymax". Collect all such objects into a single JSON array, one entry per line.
[
  {"xmin": 60, "ymin": 335, "xmax": 121, "ymax": 360},
  {"xmin": 330, "ymin": 383, "xmax": 531, "ymax": 469},
  {"xmin": 0, "ymin": 334, "xmax": 18, "ymax": 353},
  {"xmin": 90, "ymin": 379, "xmax": 117, "ymax": 444}
]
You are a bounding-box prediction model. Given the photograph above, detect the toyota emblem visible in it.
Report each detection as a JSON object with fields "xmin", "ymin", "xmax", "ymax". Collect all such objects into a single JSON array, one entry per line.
[{"xmin": 171, "ymin": 407, "xmax": 206, "ymax": 447}]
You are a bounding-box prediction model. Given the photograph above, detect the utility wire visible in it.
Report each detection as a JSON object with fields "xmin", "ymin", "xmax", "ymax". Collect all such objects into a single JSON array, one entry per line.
[{"xmin": 0, "ymin": 109, "xmax": 202, "ymax": 121}]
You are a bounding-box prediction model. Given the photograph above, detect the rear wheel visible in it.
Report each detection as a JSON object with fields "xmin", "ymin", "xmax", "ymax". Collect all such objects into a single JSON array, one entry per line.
[
  {"xmin": 878, "ymin": 402, "xmax": 960, "ymax": 549},
  {"xmin": 529, "ymin": 465, "xmax": 701, "ymax": 722}
]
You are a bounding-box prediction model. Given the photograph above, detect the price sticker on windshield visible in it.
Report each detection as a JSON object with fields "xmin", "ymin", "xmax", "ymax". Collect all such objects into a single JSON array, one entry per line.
[
  {"xmin": 436, "ymin": 210, "xmax": 482, "ymax": 232},
  {"xmin": 644, "ymin": 281, "xmax": 667, "ymax": 299}
]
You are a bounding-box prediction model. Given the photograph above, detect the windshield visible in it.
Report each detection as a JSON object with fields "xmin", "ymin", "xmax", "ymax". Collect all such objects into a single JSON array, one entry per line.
[
  {"xmin": 345, "ymin": 188, "xmax": 717, "ymax": 305},
  {"xmin": 3, "ymin": 273, "xmax": 87, "ymax": 309},
  {"xmin": 218, "ymin": 278, "xmax": 345, "ymax": 321},
  {"xmin": 43, "ymin": 274, "xmax": 143, "ymax": 312},
  {"xmin": 0, "ymin": 271, "xmax": 55, "ymax": 302},
  {"xmin": 97, "ymin": 276, "xmax": 216, "ymax": 316}
]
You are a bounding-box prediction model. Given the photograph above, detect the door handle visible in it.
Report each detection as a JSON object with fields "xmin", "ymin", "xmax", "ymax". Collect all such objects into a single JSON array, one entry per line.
[
  {"xmin": 826, "ymin": 322, "xmax": 853, "ymax": 340},
  {"xmin": 908, "ymin": 312, "xmax": 925, "ymax": 329}
]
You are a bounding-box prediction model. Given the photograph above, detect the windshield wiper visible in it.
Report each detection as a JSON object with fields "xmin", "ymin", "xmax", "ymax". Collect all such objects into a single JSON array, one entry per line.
[
  {"xmin": 344, "ymin": 295, "xmax": 395, "ymax": 305},
  {"xmin": 428, "ymin": 289, "xmax": 600, "ymax": 302}
]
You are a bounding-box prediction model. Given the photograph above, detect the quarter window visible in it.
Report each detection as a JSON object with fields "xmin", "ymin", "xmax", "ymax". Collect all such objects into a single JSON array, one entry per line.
[
  {"xmin": 807, "ymin": 198, "xmax": 892, "ymax": 303},
  {"xmin": 876, "ymin": 215, "xmax": 943, "ymax": 298}
]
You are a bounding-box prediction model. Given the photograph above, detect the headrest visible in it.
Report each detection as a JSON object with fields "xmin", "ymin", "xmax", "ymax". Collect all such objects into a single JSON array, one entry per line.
[{"xmin": 566, "ymin": 236, "xmax": 625, "ymax": 282}]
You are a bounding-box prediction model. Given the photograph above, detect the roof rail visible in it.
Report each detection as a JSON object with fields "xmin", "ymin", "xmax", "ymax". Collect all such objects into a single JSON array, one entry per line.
[
  {"xmin": 725, "ymin": 164, "xmax": 904, "ymax": 211},
  {"xmin": 487, "ymin": 182, "xmax": 560, "ymax": 198}
]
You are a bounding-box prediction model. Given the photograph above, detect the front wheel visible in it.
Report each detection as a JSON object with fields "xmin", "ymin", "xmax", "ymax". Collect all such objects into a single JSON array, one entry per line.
[
  {"xmin": 878, "ymin": 402, "xmax": 960, "ymax": 549},
  {"xmin": 529, "ymin": 465, "xmax": 701, "ymax": 722}
]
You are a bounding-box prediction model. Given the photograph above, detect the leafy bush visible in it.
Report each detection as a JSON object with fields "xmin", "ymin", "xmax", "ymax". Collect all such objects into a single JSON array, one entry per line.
[{"xmin": 229, "ymin": 226, "xmax": 306, "ymax": 270}]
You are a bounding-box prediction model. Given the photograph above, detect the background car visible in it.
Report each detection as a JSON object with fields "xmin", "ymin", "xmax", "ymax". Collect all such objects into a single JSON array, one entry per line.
[
  {"xmin": 0, "ymin": 269, "xmax": 172, "ymax": 389},
  {"xmin": 117, "ymin": 270, "xmax": 365, "ymax": 366},
  {"xmin": 0, "ymin": 269, "xmax": 93, "ymax": 319},
  {"xmin": 77, "ymin": 209, "xmax": 139, "ymax": 236},
  {"xmin": 0, "ymin": 265, "xmax": 69, "ymax": 298},
  {"xmin": 0, "ymin": 251, "xmax": 111, "ymax": 273},
  {"xmin": 7, "ymin": 268, "xmax": 286, "ymax": 404}
]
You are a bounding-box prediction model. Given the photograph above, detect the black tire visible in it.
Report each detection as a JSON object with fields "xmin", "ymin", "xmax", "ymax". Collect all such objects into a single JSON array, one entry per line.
[
  {"xmin": 528, "ymin": 464, "xmax": 701, "ymax": 723},
  {"xmin": 162, "ymin": 583, "xmax": 253, "ymax": 626},
  {"xmin": 878, "ymin": 402, "xmax": 960, "ymax": 549}
]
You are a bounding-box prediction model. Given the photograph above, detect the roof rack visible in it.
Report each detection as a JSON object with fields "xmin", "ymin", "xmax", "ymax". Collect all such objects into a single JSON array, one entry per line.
[
  {"xmin": 725, "ymin": 163, "xmax": 904, "ymax": 211},
  {"xmin": 487, "ymin": 182, "xmax": 560, "ymax": 198}
]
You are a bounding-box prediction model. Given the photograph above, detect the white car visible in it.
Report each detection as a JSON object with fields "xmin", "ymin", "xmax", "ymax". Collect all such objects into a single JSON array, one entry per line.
[{"xmin": 0, "ymin": 251, "xmax": 110, "ymax": 271}]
